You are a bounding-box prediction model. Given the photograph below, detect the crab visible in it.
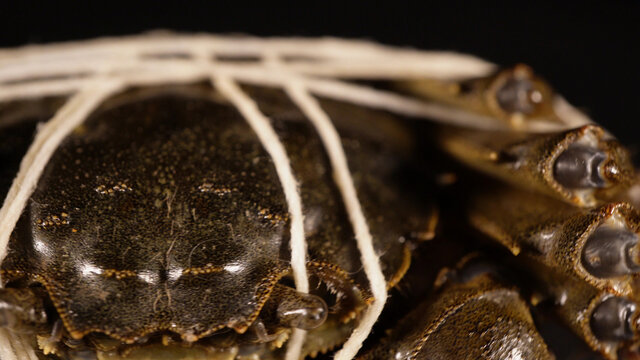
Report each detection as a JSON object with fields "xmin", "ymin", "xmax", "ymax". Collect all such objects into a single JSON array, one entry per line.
[
  {"xmin": 0, "ymin": 81, "xmax": 438, "ymax": 359},
  {"xmin": 0, "ymin": 34, "xmax": 637, "ymax": 360}
]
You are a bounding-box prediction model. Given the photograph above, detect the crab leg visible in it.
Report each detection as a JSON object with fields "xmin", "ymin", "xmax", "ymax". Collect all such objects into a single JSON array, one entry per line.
[
  {"xmin": 359, "ymin": 255, "xmax": 554, "ymax": 360},
  {"xmin": 397, "ymin": 65, "xmax": 563, "ymax": 128},
  {"xmin": 438, "ymin": 124, "xmax": 633, "ymax": 207},
  {"xmin": 468, "ymin": 186, "xmax": 640, "ymax": 359}
]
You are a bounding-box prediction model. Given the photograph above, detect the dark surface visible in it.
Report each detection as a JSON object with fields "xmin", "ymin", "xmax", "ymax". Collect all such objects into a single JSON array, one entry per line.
[
  {"xmin": 0, "ymin": 85, "xmax": 431, "ymax": 356},
  {"xmin": 4, "ymin": 87, "xmax": 294, "ymax": 340},
  {"xmin": 0, "ymin": 1, "xmax": 638, "ymax": 146}
]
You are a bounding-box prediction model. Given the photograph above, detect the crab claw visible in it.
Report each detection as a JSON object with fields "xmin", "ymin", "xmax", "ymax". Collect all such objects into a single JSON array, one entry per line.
[
  {"xmin": 582, "ymin": 225, "xmax": 640, "ymax": 278},
  {"xmin": 492, "ymin": 65, "xmax": 544, "ymax": 115},
  {"xmin": 591, "ymin": 296, "xmax": 637, "ymax": 341},
  {"xmin": 554, "ymin": 145, "xmax": 608, "ymax": 189}
]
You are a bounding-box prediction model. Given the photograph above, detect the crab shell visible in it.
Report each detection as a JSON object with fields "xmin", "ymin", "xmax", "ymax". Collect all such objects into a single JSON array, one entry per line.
[{"xmin": 0, "ymin": 83, "xmax": 434, "ymax": 356}]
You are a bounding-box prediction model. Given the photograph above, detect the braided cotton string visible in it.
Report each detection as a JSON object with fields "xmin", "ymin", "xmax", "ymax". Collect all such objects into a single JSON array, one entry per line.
[
  {"xmin": 0, "ymin": 34, "xmax": 593, "ymax": 360},
  {"xmin": 0, "ymin": 82, "xmax": 121, "ymax": 360},
  {"xmin": 213, "ymin": 75, "xmax": 309, "ymax": 294},
  {"xmin": 0, "ymin": 82, "xmax": 121, "ymax": 267},
  {"xmin": 286, "ymin": 81, "xmax": 387, "ymax": 360},
  {"xmin": 0, "ymin": 331, "xmax": 38, "ymax": 360},
  {"xmin": 0, "ymin": 332, "xmax": 16, "ymax": 360},
  {"xmin": 11, "ymin": 334, "xmax": 37, "ymax": 360},
  {"xmin": 213, "ymin": 75, "xmax": 312, "ymax": 360}
]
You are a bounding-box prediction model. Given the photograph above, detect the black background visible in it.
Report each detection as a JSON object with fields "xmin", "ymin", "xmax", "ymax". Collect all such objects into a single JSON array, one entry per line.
[{"xmin": 1, "ymin": 1, "xmax": 639, "ymax": 146}]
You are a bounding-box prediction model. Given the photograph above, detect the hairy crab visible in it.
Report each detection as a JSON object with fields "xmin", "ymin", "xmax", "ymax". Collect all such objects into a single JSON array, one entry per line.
[{"xmin": 0, "ymin": 34, "xmax": 637, "ymax": 360}]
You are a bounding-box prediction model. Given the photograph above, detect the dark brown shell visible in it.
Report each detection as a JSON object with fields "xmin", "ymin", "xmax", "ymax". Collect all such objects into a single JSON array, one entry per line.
[
  {"xmin": 0, "ymin": 83, "xmax": 433, "ymax": 342},
  {"xmin": 361, "ymin": 268, "xmax": 555, "ymax": 360}
]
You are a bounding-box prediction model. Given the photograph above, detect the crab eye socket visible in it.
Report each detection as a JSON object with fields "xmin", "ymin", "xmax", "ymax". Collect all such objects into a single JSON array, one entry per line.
[
  {"xmin": 591, "ymin": 296, "xmax": 637, "ymax": 341},
  {"xmin": 495, "ymin": 76, "xmax": 543, "ymax": 115},
  {"xmin": 582, "ymin": 226, "xmax": 640, "ymax": 278},
  {"xmin": 277, "ymin": 292, "xmax": 328, "ymax": 330},
  {"xmin": 553, "ymin": 145, "xmax": 607, "ymax": 189}
]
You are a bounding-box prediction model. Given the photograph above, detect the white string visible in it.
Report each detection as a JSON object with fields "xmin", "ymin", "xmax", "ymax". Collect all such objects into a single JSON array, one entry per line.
[
  {"xmin": 212, "ymin": 75, "xmax": 310, "ymax": 292},
  {"xmin": 0, "ymin": 35, "xmax": 589, "ymax": 134},
  {"xmin": 0, "ymin": 34, "xmax": 496, "ymax": 83},
  {"xmin": 0, "ymin": 82, "xmax": 120, "ymax": 360},
  {"xmin": 0, "ymin": 62, "xmax": 582, "ymax": 133},
  {"xmin": 0, "ymin": 34, "xmax": 588, "ymax": 134},
  {"xmin": 553, "ymin": 96, "xmax": 594, "ymax": 129},
  {"xmin": 213, "ymin": 75, "xmax": 312, "ymax": 360},
  {"xmin": 0, "ymin": 81, "xmax": 121, "ymax": 264},
  {"xmin": 0, "ymin": 331, "xmax": 18, "ymax": 360},
  {"xmin": 286, "ymin": 82, "xmax": 387, "ymax": 360},
  {"xmin": 10, "ymin": 333, "xmax": 37, "ymax": 360},
  {"xmin": 0, "ymin": 34, "xmax": 595, "ymax": 360}
]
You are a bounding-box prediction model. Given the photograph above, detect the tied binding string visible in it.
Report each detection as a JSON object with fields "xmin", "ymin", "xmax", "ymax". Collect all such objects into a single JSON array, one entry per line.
[{"xmin": 0, "ymin": 34, "xmax": 591, "ymax": 360}]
